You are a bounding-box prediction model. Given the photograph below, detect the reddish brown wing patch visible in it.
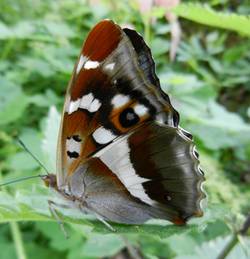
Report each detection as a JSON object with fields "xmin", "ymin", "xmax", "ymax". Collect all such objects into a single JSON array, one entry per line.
[
  {"xmin": 71, "ymin": 68, "xmax": 109, "ymax": 100},
  {"xmin": 82, "ymin": 20, "xmax": 121, "ymax": 61},
  {"xmin": 63, "ymin": 112, "xmax": 90, "ymax": 137}
]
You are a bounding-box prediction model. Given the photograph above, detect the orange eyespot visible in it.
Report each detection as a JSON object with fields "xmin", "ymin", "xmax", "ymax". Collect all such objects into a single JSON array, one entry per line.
[
  {"xmin": 109, "ymin": 101, "xmax": 151, "ymax": 133},
  {"xmin": 119, "ymin": 107, "xmax": 140, "ymax": 128}
]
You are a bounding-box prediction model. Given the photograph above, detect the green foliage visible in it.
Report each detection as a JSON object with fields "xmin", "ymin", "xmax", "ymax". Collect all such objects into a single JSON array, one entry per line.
[
  {"xmin": 173, "ymin": 3, "xmax": 250, "ymax": 36},
  {"xmin": 0, "ymin": 77, "xmax": 29, "ymax": 125},
  {"xmin": 0, "ymin": 0, "xmax": 250, "ymax": 258}
]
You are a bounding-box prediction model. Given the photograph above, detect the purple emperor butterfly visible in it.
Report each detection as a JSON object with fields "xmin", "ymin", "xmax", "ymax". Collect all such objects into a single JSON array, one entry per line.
[{"xmin": 43, "ymin": 20, "xmax": 205, "ymax": 226}]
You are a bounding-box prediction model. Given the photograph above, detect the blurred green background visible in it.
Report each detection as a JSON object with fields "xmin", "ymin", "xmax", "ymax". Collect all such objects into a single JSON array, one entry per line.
[{"xmin": 0, "ymin": 0, "xmax": 250, "ymax": 258}]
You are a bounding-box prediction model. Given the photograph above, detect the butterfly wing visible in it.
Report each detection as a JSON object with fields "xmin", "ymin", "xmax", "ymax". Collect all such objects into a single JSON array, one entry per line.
[
  {"xmin": 56, "ymin": 20, "xmax": 122, "ymax": 187},
  {"xmin": 57, "ymin": 20, "xmax": 178, "ymax": 187},
  {"xmin": 83, "ymin": 122, "xmax": 204, "ymax": 224},
  {"xmin": 56, "ymin": 20, "xmax": 205, "ymax": 224}
]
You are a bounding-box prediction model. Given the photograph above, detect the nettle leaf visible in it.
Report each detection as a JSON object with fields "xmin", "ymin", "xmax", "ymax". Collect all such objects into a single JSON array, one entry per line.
[
  {"xmin": 200, "ymin": 152, "xmax": 250, "ymax": 213},
  {"xmin": 172, "ymin": 3, "xmax": 250, "ymax": 36},
  {"xmin": 188, "ymin": 101, "xmax": 250, "ymax": 150},
  {"xmin": 43, "ymin": 21, "xmax": 76, "ymax": 38},
  {"xmin": 151, "ymin": 38, "xmax": 169, "ymax": 57},
  {"xmin": 175, "ymin": 95, "xmax": 250, "ymax": 150},
  {"xmin": 18, "ymin": 56, "xmax": 55, "ymax": 77},
  {"xmin": 7, "ymin": 128, "xmax": 44, "ymax": 172},
  {"xmin": 160, "ymin": 72, "xmax": 250, "ymax": 150},
  {"xmin": 0, "ymin": 187, "xmax": 197, "ymax": 238},
  {"xmin": 160, "ymin": 72, "xmax": 207, "ymax": 96},
  {"xmin": 12, "ymin": 21, "xmax": 36, "ymax": 39},
  {"xmin": 0, "ymin": 22, "xmax": 12, "ymax": 39},
  {"xmin": 79, "ymin": 233, "xmax": 125, "ymax": 258},
  {"xmin": 26, "ymin": 243, "xmax": 63, "ymax": 259},
  {"xmin": 42, "ymin": 106, "xmax": 61, "ymax": 172},
  {"xmin": 0, "ymin": 21, "xmax": 35, "ymax": 39},
  {"xmin": 190, "ymin": 236, "xmax": 250, "ymax": 259},
  {"xmin": 8, "ymin": 152, "xmax": 39, "ymax": 171},
  {"xmin": 29, "ymin": 90, "xmax": 60, "ymax": 108},
  {"xmin": 0, "ymin": 77, "xmax": 29, "ymax": 125},
  {"xmin": 41, "ymin": 45, "xmax": 77, "ymax": 74},
  {"xmin": 35, "ymin": 222, "xmax": 85, "ymax": 253}
]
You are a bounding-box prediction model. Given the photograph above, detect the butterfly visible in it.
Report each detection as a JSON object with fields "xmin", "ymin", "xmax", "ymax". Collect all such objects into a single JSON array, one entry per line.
[{"xmin": 43, "ymin": 19, "xmax": 205, "ymax": 227}]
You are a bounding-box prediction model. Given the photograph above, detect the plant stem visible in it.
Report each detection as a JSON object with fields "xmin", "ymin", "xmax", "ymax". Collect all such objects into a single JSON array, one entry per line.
[
  {"xmin": 120, "ymin": 235, "xmax": 142, "ymax": 259},
  {"xmin": 217, "ymin": 213, "xmax": 250, "ymax": 259},
  {"xmin": 216, "ymin": 234, "xmax": 238, "ymax": 259},
  {"xmin": 0, "ymin": 171, "xmax": 27, "ymax": 259},
  {"xmin": 10, "ymin": 222, "xmax": 27, "ymax": 259}
]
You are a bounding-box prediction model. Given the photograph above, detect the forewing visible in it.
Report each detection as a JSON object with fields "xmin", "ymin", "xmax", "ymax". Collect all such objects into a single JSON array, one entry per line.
[{"xmin": 57, "ymin": 20, "xmax": 177, "ymax": 188}]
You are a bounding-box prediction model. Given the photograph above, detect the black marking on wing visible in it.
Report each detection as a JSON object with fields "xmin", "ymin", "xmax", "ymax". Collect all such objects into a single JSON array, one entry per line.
[
  {"xmin": 67, "ymin": 151, "xmax": 79, "ymax": 158},
  {"xmin": 119, "ymin": 107, "xmax": 140, "ymax": 128},
  {"xmin": 123, "ymin": 28, "xmax": 180, "ymax": 126},
  {"xmin": 72, "ymin": 135, "xmax": 82, "ymax": 142}
]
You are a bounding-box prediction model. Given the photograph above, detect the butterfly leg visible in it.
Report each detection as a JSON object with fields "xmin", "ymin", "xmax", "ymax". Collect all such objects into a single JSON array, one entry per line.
[
  {"xmin": 48, "ymin": 200, "xmax": 69, "ymax": 238},
  {"xmin": 78, "ymin": 204, "xmax": 116, "ymax": 232},
  {"xmin": 94, "ymin": 212, "xmax": 116, "ymax": 232}
]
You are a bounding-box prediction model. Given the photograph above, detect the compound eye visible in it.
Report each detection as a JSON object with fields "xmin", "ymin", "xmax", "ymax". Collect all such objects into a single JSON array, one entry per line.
[{"xmin": 119, "ymin": 107, "xmax": 140, "ymax": 128}]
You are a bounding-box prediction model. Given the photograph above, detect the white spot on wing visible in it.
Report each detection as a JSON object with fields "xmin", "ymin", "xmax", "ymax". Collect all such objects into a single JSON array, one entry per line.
[
  {"xmin": 79, "ymin": 93, "xmax": 94, "ymax": 110},
  {"xmin": 105, "ymin": 62, "xmax": 115, "ymax": 70},
  {"xmin": 92, "ymin": 127, "xmax": 117, "ymax": 144},
  {"xmin": 94, "ymin": 137, "xmax": 155, "ymax": 206},
  {"xmin": 134, "ymin": 104, "xmax": 148, "ymax": 116},
  {"xmin": 66, "ymin": 138, "xmax": 81, "ymax": 159},
  {"xmin": 111, "ymin": 94, "xmax": 130, "ymax": 108},
  {"xmin": 76, "ymin": 54, "xmax": 87, "ymax": 74},
  {"xmin": 67, "ymin": 93, "xmax": 101, "ymax": 114},
  {"xmin": 89, "ymin": 98, "xmax": 101, "ymax": 112},
  {"xmin": 84, "ymin": 60, "xmax": 100, "ymax": 69},
  {"xmin": 68, "ymin": 99, "xmax": 81, "ymax": 114}
]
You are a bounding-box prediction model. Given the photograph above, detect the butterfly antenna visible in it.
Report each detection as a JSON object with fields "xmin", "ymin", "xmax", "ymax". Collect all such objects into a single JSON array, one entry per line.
[
  {"xmin": 0, "ymin": 174, "xmax": 47, "ymax": 188},
  {"xmin": 17, "ymin": 137, "xmax": 50, "ymax": 175}
]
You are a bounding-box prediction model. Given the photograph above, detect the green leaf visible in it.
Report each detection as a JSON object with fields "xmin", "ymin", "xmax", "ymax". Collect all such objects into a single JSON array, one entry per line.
[
  {"xmin": 43, "ymin": 21, "xmax": 75, "ymax": 38},
  {"xmin": 79, "ymin": 233, "xmax": 125, "ymax": 258},
  {"xmin": 0, "ymin": 242, "xmax": 16, "ymax": 259},
  {"xmin": 8, "ymin": 152, "xmax": 39, "ymax": 171},
  {"xmin": 29, "ymin": 90, "xmax": 61, "ymax": 108},
  {"xmin": 200, "ymin": 152, "xmax": 250, "ymax": 212},
  {"xmin": 6, "ymin": 128, "xmax": 44, "ymax": 174},
  {"xmin": 18, "ymin": 57, "xmax": 55, "ymax": 77},
  {"xmin": 176, "ymin": 97, "xmax": 250, "ymax": 149},
  {"xmin": 151, "ymin": 38, "xmax": 169, "ymax": 57},
  {"xmin": 192, "ymin": 236, "xmax": 250, "ymax": 259},
  {"xmin": 139, "ymin": 235, "xmax": 174, "ymax": 258},
  {"xmin": 0, "ymin": 22, "xmax": 12, "ymax": 39},
  {"xmin": 0, "ymin": 21, "xmax": 35, "ymax": 40},
  {"xmin": 173, "ymin": 3, "xmax": 250, "ymax": 36},
  {"xmin": 0, "ymin": 77, "xmax": 28, "ymax": 125},
  {"xmin": 0, "ymin": 187, "xmax": 199, "ymax": 239},
  {"xmin": 41, "ymin": 106, "xmax": 61, "ymax": 173},
  {"xmin": 26, "ymin": 243, "xmax": 63, "ymax": 259},
  {"xmin": 35, "ymin": 222, "xmax": 84, "ymax": 252}
]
